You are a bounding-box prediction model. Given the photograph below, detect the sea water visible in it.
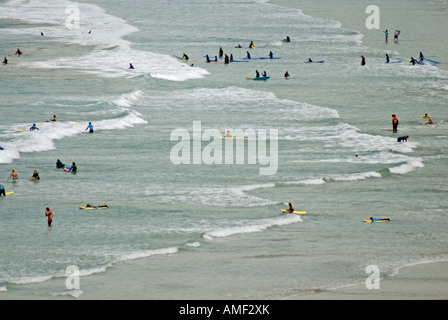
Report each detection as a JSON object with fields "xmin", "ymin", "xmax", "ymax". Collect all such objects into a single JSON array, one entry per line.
[{"xmin": 0, "ymin": 0, "xmax": 447, "ymax": 299}]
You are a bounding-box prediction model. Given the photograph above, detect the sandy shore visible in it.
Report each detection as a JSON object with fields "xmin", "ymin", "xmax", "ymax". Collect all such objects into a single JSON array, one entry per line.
[{"xmin": 290, "ymin": 261, "xmax": 448, "ymax": 300}]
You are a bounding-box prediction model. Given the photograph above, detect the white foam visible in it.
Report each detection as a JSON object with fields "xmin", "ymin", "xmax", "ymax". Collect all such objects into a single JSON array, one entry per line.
[
  {"xmin": 203, "ymin": 215, "xmax": 302, "ymax": 240},
  {"xmin": 145, "ymin": 184, "xmax": 279, "ymax": 207},
  {"xmin": 112, "ymin": 90, "xmax": 144, "ymax": 108},
  {"xmin": 116, "ymin": 246, "xmax": 178, "ymax": 262},
  {"xmin": 2, "ymin": 0, "xmax": 209, "ymax": 81},
  {"xmin": 388, "ymin": 158, "xmax": 424, "ymax": 175},
  {"xmin": 0, "ymin": 110, "xmax": 146, "ymax": 164}
]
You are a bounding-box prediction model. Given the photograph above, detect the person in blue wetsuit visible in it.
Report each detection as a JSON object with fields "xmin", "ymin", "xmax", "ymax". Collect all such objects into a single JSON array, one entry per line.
[
  {"xmin": 0, "ymin": 184, "xmax": 5, "ymax": 196},
  {"xmin": 85, "ymin": 122, "xmax": 94, "ymax": 133},
  {"xmin": 56, "ymin": 159, "xmax": 65, "ymax": 168},
  {"xmin": 30, "ymin": 123, "xmax": 39, "ymax": 131},
  {"xmin": 370, "ymin": 217, "xmax": 390, "ymax": 222}
]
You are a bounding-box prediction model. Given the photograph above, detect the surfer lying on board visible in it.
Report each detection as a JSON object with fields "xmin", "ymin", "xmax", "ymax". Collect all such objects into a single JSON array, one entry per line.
[
  {"xmin": 29, "ymin": 124, "xmax": 39, "ymax": 131},
  {"xmin": 370, "ymin": 217, "xmax": 390, "ymax": 222}
]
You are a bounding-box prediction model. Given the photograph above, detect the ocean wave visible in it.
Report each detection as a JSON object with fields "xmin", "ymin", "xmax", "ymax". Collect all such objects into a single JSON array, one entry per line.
[
  {"xmin": 145, "ymin": 184, "xmax": 280, "ymax": 207},
  {"xmin": 203, "ymin": 215, "xmax": 302, "ymax": 240},
  {"xmin": 0, "ymin": 110, "xmax": 146, "ymax": 164},
  {"xmin": 388, "ymin": 158, "xmax": 424, "ymax": 175},
  {"xmin": 3, "ymin": 0, "xmax": 209, "ymax": 81},
  {"xmin": 285, "ymin": 171, "xmax": 381, "ymax": 185}
]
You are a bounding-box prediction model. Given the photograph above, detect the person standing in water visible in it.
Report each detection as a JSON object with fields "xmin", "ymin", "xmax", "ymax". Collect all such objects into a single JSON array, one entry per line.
[
  {"xmin": 392, "ymin": 114, "xmax": 399, "ymax": 133},
  {"xmin": 394, "ymin": 30, "xmax": 400, "ymax": 43},
  {"xmin": 30, "ymin": 170, "xmax": 40, "ymax": 181},
  {"xmin": 45, "ymin": 207, "xmax": 53, "ymax": 227},
  {"xmin": 7, "ymin": 169, "xmax": 18, "ymax": 183},
  {"xmin": 361, "ymin": 55, "xmax": 366, "ymax": 66},
  {"xmin": 85, "ymin": 122, "xmax": 94, "ymax": 133}
]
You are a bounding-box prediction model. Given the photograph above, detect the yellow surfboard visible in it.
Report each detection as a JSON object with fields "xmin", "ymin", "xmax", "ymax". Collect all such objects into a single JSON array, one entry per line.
[{"xmin": 281, "ymin": 209, "xmax": 306, "ymax": 215}]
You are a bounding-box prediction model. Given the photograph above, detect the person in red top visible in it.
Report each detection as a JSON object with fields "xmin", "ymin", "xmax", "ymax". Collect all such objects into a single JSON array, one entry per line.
[
  {"xmin": 45, "ymin": 207, "xmax": 53, "ymax": 227},
  {"xmin": 288, "ymin": 202, "xmax": 294, "ymax": 213},
  {"xmin": 392, "ymin": 114, "xmax": 399, "ymax": 133}
]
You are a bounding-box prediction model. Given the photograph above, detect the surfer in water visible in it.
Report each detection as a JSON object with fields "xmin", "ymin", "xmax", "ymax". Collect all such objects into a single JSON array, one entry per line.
[
  {"xmin": 419, "ymin": 52, "xmax": 424, "ymax": 61},
  {"xmin": 0, "ymin": 184, "xmax": 5, "ymax": 197},
  {"xmin": 30, "ymin": 170, "xmax": 40, "ymax": 180},
  {"xmin": 284, "ymin": 71, "xmax": 290, "ymax": 78},
  {"xmin": 129, "ymin": 63, "xmax": 134, "ymax": 69},
  {"xmin": 249, "ymin": 41, "xmax": 255, "ymax": 48},
  {"xmin": 70, "ymin": 162, "xmax": 77, "ymax": 173},
  {"xmin": 394, "ymin": 30, "xmax": 400, "ymax": 43},
  {"xmin": 225, "ymin": 130, "xmax": 232, "ymax": 137},
  {"xmin": 205, "ymin": 55, "xmax": 211, "ymax": 63},
  {"xmin": 410, "ymin": 57, "xmax": 417, "ymax": 65},
  {"xmin": 288, "ymin": 203, "xmax": 294, "ymax": 213},
  {"xmin": 246, "ymin": 51, "xmax": 251, "ymax": 59},
  {"xmin": 361, "ymin": 55, "xmax": 366, "ymax": 66},
  {"xmin": 397, "ymin": 136, "xmax": 409, "ymax": 142},
  {"xmin": 269, "ymin": 51, "xmax": 273, "ymax": 58},
  {"xmin": 182, "ymin": 53, "xmax": 189, "ymax": 60},
  {"xmin": 384, "ymin": 29, "xmax": 388, "ymax": 43},
  {"xmin": 392, "ymin": 114, "xmax": 399, "ymax": 133},
  {"xmin": 29, "ymin": 124, "xmax": 39, "ymax": 131},
  {"xmin": 255, "ymin": 70, "xmax": 260, "ymax": 78},
  {"xmin": 7, "ymin": 169, "xmax": 18, "ymax": 183},
  {"xmin": 15, "ymin": 49, "xmax": 22, "ymax": 55},
  {"xmin": 2, "ymin": 57, "xmax": 7, "ymax": 64},
  {"xmin": 56, "ymin": 159, "xmax": 65, "ymax": 168},
  {"xmin": 385, "ymin": 54, "xmax": 390, "ymax": 63},
  {"xmin": 85, "ymin": 122, "xmax": 94, "ymax": 133}
]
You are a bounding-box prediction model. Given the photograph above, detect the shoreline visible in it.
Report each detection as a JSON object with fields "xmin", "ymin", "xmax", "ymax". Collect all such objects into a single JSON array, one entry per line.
[{"xmin": 289, "ymin": 261, "xmax": 448, "ymax": 300}]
